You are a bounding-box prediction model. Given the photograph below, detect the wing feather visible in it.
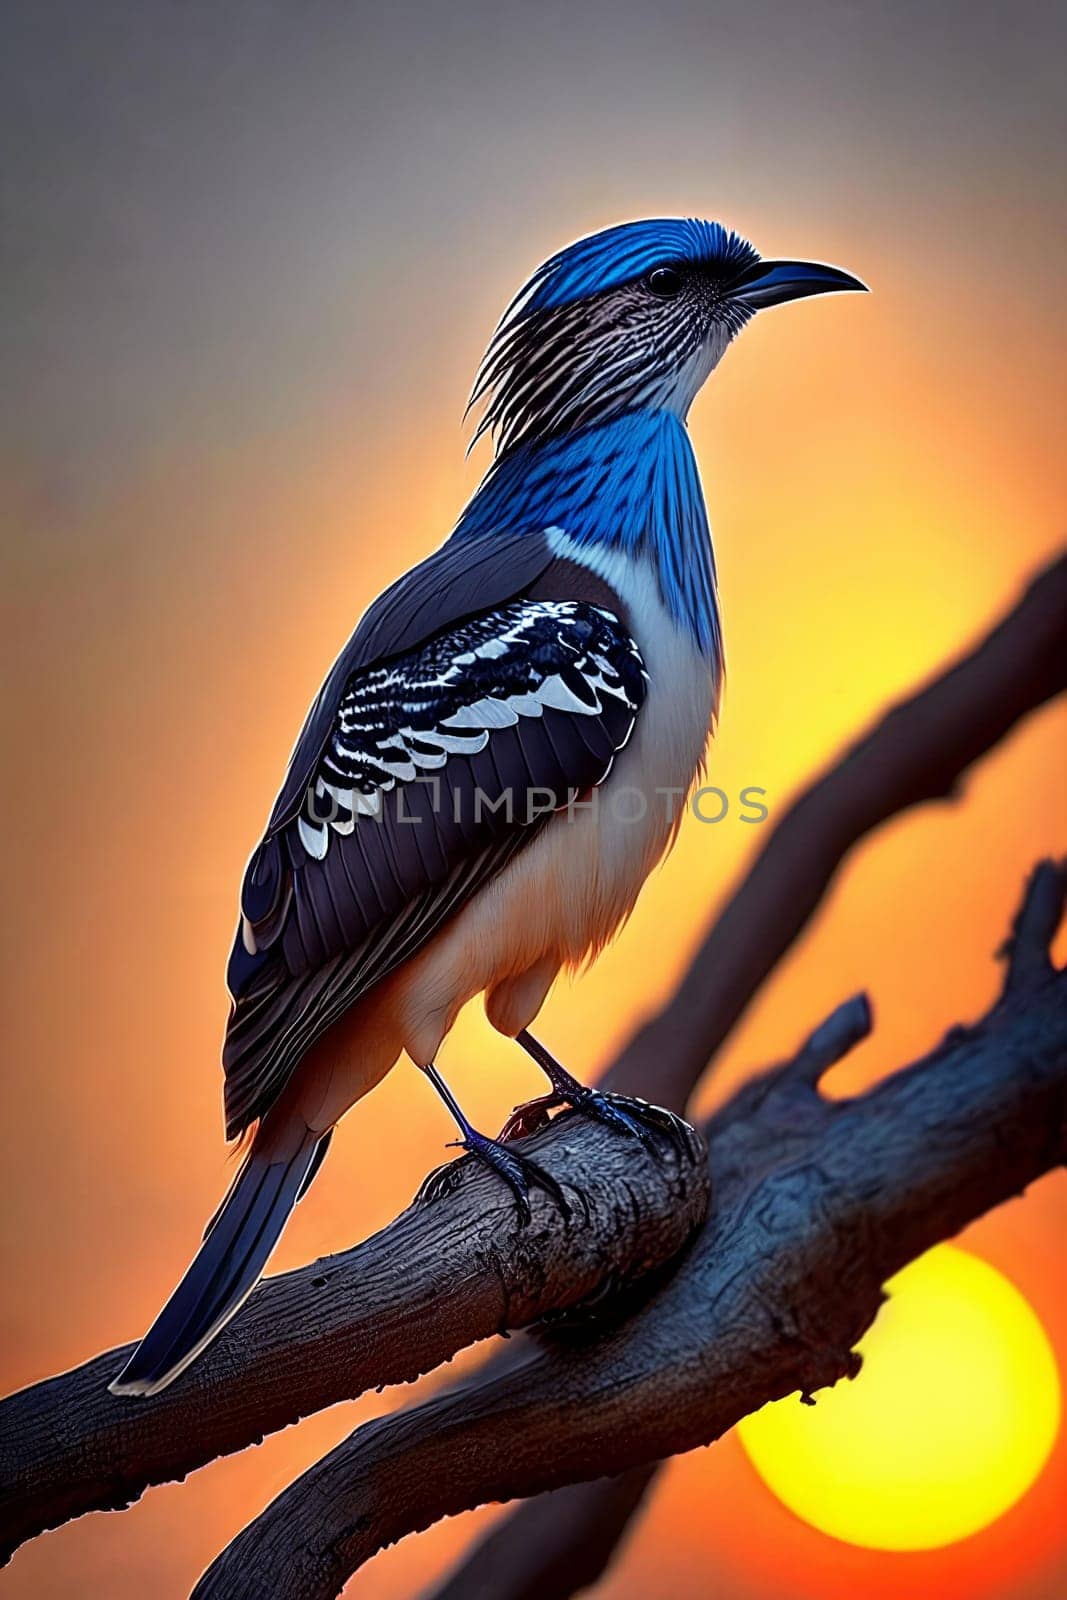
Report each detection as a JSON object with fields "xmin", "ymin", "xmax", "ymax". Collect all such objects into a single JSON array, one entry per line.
[
  {"xmin": 265, "ymin": 531, "xmax": 557, "ymax": 838},
  {"xmin": 223, "ymin": 573, "xmax": 646, "ymax": 1138}
]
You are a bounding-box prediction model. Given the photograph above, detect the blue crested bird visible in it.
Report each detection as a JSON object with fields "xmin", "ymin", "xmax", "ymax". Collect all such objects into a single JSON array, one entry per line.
[{"xmin": 111, "ymin": 218, "xmax": 865, "ymax": 1396}]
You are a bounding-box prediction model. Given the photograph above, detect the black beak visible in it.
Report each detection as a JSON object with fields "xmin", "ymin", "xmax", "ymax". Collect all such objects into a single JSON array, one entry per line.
[{"xmin": 730, "ymin": 258, "xmax": 868, "ymax": 310}]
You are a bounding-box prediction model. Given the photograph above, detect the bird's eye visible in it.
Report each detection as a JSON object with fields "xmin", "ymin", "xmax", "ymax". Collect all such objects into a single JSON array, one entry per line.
[{"xmin": 646, "ymin": 266, "xmax": 685, "ymax": 298}]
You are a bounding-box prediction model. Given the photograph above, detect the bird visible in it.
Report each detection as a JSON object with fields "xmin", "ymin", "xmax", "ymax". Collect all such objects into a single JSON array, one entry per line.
[{"xmin": 110, "ymin": 216, "xmax": 865, "ymax": 1397}]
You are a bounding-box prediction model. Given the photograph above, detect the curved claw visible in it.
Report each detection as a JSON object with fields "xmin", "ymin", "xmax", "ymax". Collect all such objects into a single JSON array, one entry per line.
[
  {"xmin": 565, "ymin": 1089, "xmax": 695, "ymax": 1160},
  {"xmin": 415, "ymin": 1156, "xmax": 470, "ymax": 1208},
  {"xmin": 515, "ymin": 1153, "xmax": 572, "ymax": 1221},
  {"xmin": 577, "ymin": 1092, "xmax": 658, "ymax": 1147},
  {"xmin": 415, "ymin": 1129, "xmax": 571, "ymax": 1226}
]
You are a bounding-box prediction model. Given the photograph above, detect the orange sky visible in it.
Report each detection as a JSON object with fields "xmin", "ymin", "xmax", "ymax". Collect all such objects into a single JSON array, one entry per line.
[{"xmin": 2, "ymin": 3, "xmax": 1066, "ymax": 1596}]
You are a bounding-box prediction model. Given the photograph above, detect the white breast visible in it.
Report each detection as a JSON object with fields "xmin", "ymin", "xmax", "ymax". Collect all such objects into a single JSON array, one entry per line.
[{"xmin": 537, "ymin": 533, "xmax": 720, "ymax": 938}]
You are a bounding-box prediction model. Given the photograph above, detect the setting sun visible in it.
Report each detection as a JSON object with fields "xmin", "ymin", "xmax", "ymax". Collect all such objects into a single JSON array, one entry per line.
[{"xmin": 737, "ymin": 1246, "xmax": 1061, "ymax": 1551}]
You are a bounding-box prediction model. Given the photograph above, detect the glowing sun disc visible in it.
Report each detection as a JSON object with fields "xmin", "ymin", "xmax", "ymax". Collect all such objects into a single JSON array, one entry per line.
[{"xmin": 737, "ymin": 1245, "xmax": 1060, "ymax": 1550}]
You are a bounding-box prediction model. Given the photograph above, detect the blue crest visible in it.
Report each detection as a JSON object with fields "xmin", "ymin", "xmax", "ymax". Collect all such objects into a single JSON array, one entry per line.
[{"xmin": 511, "ymin": 217, "xmax": 759, "ymax": 320}]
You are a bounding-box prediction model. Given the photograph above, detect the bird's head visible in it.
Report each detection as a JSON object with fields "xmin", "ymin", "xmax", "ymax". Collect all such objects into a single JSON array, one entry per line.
[{"xmin": 469, "ymin": 217, "xmax": 865, "ymax": 456}]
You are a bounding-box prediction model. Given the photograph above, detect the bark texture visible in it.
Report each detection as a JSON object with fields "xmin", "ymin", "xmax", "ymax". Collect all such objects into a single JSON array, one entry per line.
[
  {"xmin": 195, "ymin": 865, "xmax": 1067, "ymax": 1599},
  {"xmin": 0, "ymin": 1118, "xmax": 708, "ymax": 1562}
]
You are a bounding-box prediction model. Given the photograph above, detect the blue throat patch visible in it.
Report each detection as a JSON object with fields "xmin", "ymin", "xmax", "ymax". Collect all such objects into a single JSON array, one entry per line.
[{"xmin": 451, "ymin": 409, "xmax": 723, "ymax": 666}]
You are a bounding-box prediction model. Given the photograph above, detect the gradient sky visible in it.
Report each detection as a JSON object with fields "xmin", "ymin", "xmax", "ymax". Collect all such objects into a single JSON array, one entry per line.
[{"xmin": 2, "ymin": 2, "xmax": 1065, "ymax": 1596}]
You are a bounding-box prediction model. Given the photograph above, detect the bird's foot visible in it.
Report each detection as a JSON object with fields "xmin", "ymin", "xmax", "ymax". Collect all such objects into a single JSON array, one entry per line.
[
  {"xmin": 416, "ymin": 1127, "xmax": 570, "ymax": 1226},
  {"xmin": 501, "ymin": 1083, "xmax": 692, "ymax": 1158}
]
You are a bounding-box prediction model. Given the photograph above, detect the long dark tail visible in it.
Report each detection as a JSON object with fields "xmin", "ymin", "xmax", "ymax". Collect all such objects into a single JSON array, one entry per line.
[{"xmin": 109, "ymin": 1117, "xmax": 330, "ymax": 1397}]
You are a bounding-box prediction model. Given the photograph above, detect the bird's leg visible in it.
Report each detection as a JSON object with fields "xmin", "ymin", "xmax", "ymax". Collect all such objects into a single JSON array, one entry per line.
[
  {"xmin": 500, "ymin": 1029, "xmax": 692, "ymax": 1155},
  {"xmin": 414, "ymin": 1061, "xmax": 569, "ymax": 1225}
]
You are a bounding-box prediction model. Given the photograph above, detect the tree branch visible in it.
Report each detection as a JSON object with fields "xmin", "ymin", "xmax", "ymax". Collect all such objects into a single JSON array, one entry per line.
[
  {"xmin": 195, "ymin": 864, "xmax": 1067, "ymax": 1599},
  {"xmin": 0, "ymin": 1118, "xmax": 708, "ymax": 1563},
  {"xmin": 429, "ymin": 993, "xmax": 875, "ymax": 1600}
]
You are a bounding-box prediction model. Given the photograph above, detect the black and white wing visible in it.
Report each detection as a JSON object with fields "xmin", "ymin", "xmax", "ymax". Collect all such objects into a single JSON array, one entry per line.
[{"xmin": 223, "ymin": 560, "xmax": 645, "ymax": 1138}]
